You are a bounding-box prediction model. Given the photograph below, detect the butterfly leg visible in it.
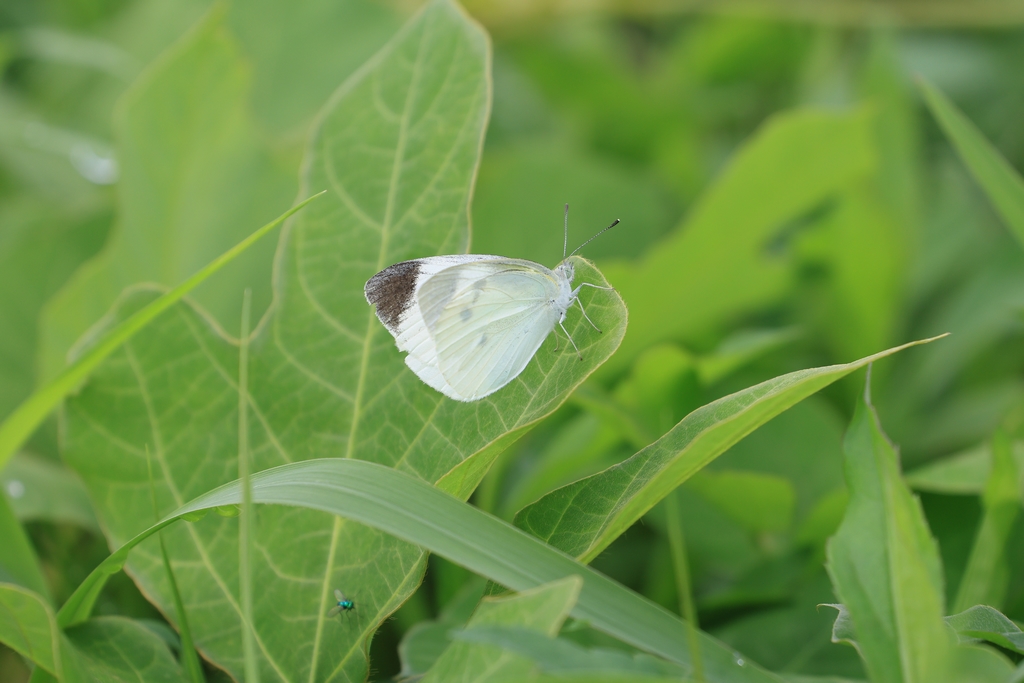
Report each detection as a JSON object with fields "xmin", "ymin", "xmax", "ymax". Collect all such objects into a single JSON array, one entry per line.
[
  {"xmin": 572, "ymin": 282, "xmax": 612, "ymax": 333},
  {"xmin": 576, "ymin": 299, "xmax": 602, "ymax": 333},
  {"xmin": 559, "ymin": 322, "xmax": 583, "ymax": 360}
]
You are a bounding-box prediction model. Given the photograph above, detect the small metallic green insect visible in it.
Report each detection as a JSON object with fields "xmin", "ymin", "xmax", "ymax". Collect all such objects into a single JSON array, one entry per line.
[{"xmin": 328, "ymin": 589, "xmax": 354, "ymax": 616}]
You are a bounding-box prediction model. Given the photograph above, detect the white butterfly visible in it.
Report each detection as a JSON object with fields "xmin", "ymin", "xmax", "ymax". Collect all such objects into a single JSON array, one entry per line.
[{"xmin": 364, "ymin": 207, "xmax": 618, "ymax": 402}]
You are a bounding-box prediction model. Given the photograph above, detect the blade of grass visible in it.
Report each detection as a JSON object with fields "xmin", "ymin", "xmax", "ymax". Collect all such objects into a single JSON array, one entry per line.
[
  {"xmin": 57, "ymin": 459, "xmax": 782, "ymax": 683},
  {"xmin": 147, "ymin": 447, "xmax": 203, "ymax": 683},
  {"xmin": 238, "ymin": 289, "xmax": 258, "ymax": 683},
  {"xmin": 665, "ymin": 491, "xmax": 703, "ymax": 683},
  {"xmin": 0, "ymin": 191, "xmax": 325, "ymax": 471},
  {"xmin": 919, "ymin": 78, "xmax": 1024, "ymax": 247}
]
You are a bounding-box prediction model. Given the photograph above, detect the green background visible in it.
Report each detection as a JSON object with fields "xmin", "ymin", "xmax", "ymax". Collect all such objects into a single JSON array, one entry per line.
[{"xmin": 1, "ymin": 0, "xmax": 1023, "ymax": 681}]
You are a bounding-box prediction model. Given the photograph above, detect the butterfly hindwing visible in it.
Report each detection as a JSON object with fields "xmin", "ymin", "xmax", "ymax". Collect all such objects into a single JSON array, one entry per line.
[{"xmin": 417, "ymin": 261, "xmax": 561, "ymax": 400}]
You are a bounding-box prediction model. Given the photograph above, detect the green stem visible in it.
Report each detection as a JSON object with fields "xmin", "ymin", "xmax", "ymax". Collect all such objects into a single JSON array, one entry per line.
[
  {"xmin": 239, "ymin": 289, "xmax": 259, "ymax": 683},
  {"xmin": 147, "ymin": 448, "xmax": 204, "ymax": 682},
  {"xmin": 665, "ymin": 490, "xmax": 704, "ymax": 683}
]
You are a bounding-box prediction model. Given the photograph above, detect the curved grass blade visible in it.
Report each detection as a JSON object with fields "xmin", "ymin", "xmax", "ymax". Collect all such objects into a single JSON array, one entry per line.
[
  {"xmin": 515, "ymin": 336, "xmax": 946, "ymax": 564},
  {"xmin": 58, "ymin": 458, "xmax": 782, "ymax": 683},
  {"xmin": 0, "ymin": 191, "xmax": 325, "ymax": 472}
]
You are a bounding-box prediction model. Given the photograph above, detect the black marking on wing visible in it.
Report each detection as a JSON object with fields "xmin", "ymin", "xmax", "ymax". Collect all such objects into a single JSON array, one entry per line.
[{"xmin": 364, "ymin": 260, "xmax": 421, "ymax": 333}]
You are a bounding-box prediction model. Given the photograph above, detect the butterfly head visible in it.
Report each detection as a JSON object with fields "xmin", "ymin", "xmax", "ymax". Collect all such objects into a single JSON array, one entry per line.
[{"xmin": 554, "ymin": 259, "xmax": 575, "ymax": 285}]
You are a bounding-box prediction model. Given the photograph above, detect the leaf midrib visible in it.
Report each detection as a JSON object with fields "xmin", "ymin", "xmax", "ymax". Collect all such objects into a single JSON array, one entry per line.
[
  {"xmin": 123, "ymin": 339, "xmax": 294, "ymax": 682},
  {"xmin": 309, "ymin": 13, "xmax": 431, "ymax": 683}
]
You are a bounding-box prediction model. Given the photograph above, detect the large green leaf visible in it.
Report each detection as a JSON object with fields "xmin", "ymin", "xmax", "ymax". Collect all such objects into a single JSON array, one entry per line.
[
  {"xmin": 0, "ymin": 200, "xmax": 108, "ymax": 425},
  {"xmin": 61, "ymin": 2, "xmax": 626, "ymax": 681},
  {"xmin": 39, "ymin": 4, "xmax": 295, "ymax": 382},
  {"xmin": 920, "ymin": 78, "xmax": 1024, "ymax": 249},
  {"xmin": 227, "ymin": 0, "xmax": 398, "ymax": 138},
  {"xmin": 825, "ymin": 376, "xmax": 951, "ymax": 683},
  {"xmin": 57, "ymin": 459, "xmax": 779, "ymax": 683},
  {"xmin": 597, "ymin": 107, "xmax": 877, "ymax": 374},
  {"xmin": 515, "ymin": 338, "xmax": 941, "ymax": 564}
]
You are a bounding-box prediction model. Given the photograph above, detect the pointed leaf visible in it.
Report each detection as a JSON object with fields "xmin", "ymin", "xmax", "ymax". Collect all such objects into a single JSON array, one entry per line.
[
  {"xmin": 825, "ymin": 375, "xmax": 951, "ymax": 683},
  {"xmin": 515, "ymin": 338, "xmax": 942, "ymax": 564}
]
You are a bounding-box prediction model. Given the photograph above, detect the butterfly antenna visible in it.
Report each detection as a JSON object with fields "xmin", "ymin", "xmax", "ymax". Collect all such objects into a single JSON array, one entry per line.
[
  {"xmin": 563, "ymin": 203, "xmax": 569, "ymax": 260},
  {"xmin": 568, "ymin": 218, "xmax": 620, "ymax": 258}
]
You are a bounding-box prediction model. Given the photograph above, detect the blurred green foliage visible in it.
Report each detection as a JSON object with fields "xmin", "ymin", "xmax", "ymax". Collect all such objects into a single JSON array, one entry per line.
[{"xmin": 1, "ymin": 0, "xmax": 1024, "ymax": 680}]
